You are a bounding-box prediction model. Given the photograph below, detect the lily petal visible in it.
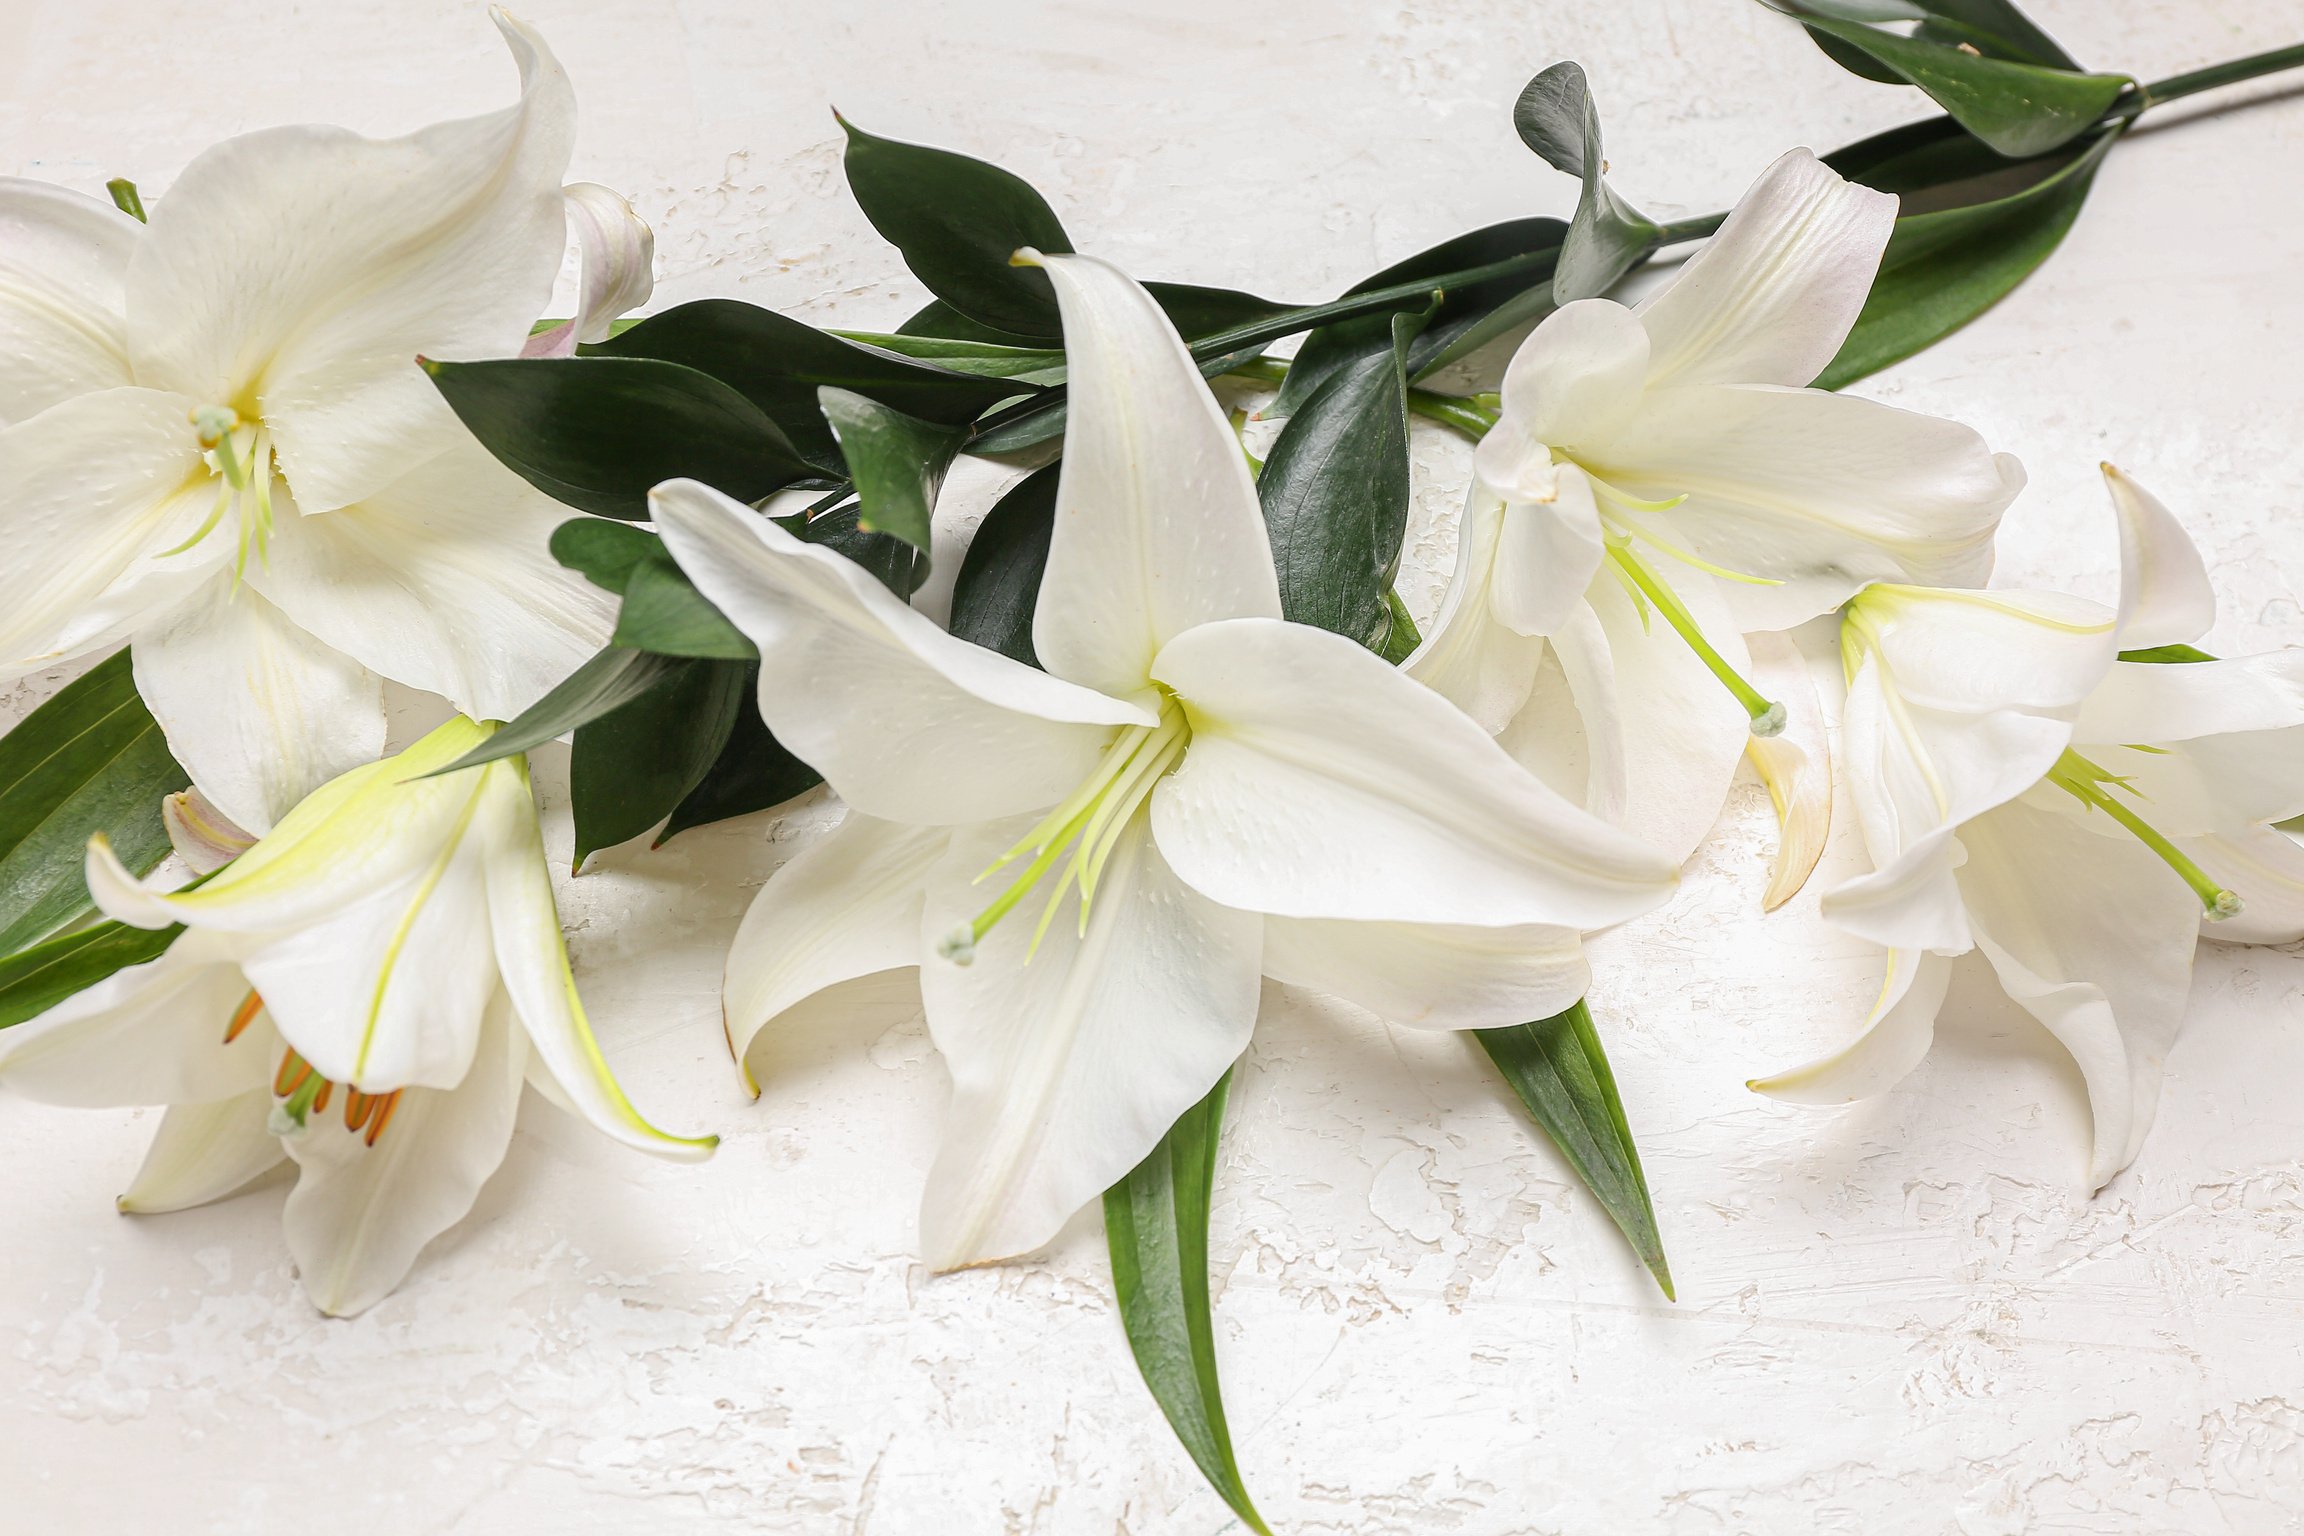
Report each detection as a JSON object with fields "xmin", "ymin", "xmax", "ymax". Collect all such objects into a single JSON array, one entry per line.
[
  {"xmin": 1635, "ymin": 148, "xmax": 1896, "ymax": 390},
  {"xmin": 1023, "ymin": 251, "xmax": 1281, "ymax": 704},
  {"xmin": 1595, "ymin": 384, "xmax": 2021, "ymax": 630},
  {"xmin": 1537, "ymin": 597, "xmax": 1627, "ymax": 824},
  {"xmin": 2106, "ymin": 466, "xmax": 2216, "ymax": 651},
  {"xmin": 1489, "ymin": 464, "xmax": 1608, "ymax": 640},
  {"xmin": 2189, "ymin": 824, "xmax": 2304, "ymax": 944},
  {"xmin": 161, "ymin": 786, "xmax": 259, "ymax": 875},
  {"xmin": 0, "ymin": 179, "xmax": 137, "ymax": 423},
  {"xmin": 652, "ymin": 477, "xmax": 1150, "ymax": 825},
  {"xmin": 724, "ymin": 812, "xmax": 946, "ymax": 1089},
  {"xmin": 1401, "ymin": 490, "xmax": 1547, "ymax": 733},
  {"xmin": 917, "ymin": 812, "xmax": 1260, "ymax": 1270},
  {"xmin": 1748, "ymin": 946, "xmax": 1951, "ymax": 1102},
  {"xmin": 565, "ymin": 182, "xmax": 656, "ymax": 346},
  {"xmin": 481, "ymin": 759, "xmax": 716, "ymax": 1161},
  {"xmin": 1152, "ymin": 617, "xmax": 1677, "ymax": 928},
  {"xmin": 127, "ymin": 11, "xmax": 574, "ymax": 512},
  {"xmin": 281, "ymin": 988, "xmax": 527, "ymax": 1316},
  {"xmin": 131, "ymin": 579, "xmax": 386, "ymax": 836},
  {"xmin": 1262, "ymin": 914, "xmax": 1589, "ymax": 1029},
  {"xmin": 1743, "ymin": 630, "xmax": 1833, "ymax": 909},
  {"xmin": 118, "ymin": 1087, "xmax": 287, "ymax": 1214},
  {"xmin": 251, "ymin": 436, "xmax": 614, "ymax": 723},
  {"xmin": 1487, "ymin": 297, "xmax": 1651, "ymax": 458},
  {"xmin": 0, "ymin": 931, "xmax": 254, "ymax": 1107}
]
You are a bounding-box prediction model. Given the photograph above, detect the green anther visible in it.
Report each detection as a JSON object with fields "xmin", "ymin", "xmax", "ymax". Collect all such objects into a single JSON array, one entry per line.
[
  {"xmin": 1606, "ymin": 540, "xmax": 1784, "ymax": 736},
  {"xmin": 2046, "ymin": 748, "xmax": 2243, "ymax": 920}
]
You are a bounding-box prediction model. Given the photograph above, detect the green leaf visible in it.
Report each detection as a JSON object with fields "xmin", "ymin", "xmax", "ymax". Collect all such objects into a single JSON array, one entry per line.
[
  {"xmin": 1103, "ymin": 1071, "xmax": 1269, "ymax": 1536},
  {"xmin": 429, "ymin": 646, "xmax": 691, "ymax": 776},
  {"xmin": 1514, "ymin": 62, "xmax": 1659, "ymax": 302},
  {"xmin": 948, "ymin": 466, "xmax": 1058, "ymax": 667},
  {"xmin": 657, "ymin": 666, "xmax": 826, "ymax": 844},
  {"xmin": 818, "ymin": 387, "xmax": 967, "ymax": 557},
  {"xmin": 1141, "ymin": 282, "xmax": 1298, "ymax": 341},
  {"xmin": 0, "ymin": 916, "xmax": 182, "ymax": 1031},
  {"xmin": 2120, "ymin": 643, "xmax": 2217, "ymax": 664},
  {"xmin": 1259, "ymin": 311, "xmax": 1423, "ymax": 651},
  {"xmin": 1816, "ymin": 126, "xmax": 2117, "ymax": 389},
  {"xmin": 550, "ymin": 517, "xmax": 660, "ymax": 594},
  {"xmin": 783, "ymin": 500, "xmax": 933, "ymax": 602},
  {"xmin": 1476, "ymin": 1002, "xmax": 1673, "ymax": 1299},
  {"xmin": 831, "ymin": 329, "xmax": 1068, "ymax": 384},
  {"xmin": 1775, "ymin": 6, "xmax": 2129, "ymax": 157},
  {"xmin": 570, "ymin": 657, "xmax": 751, "ymax": 867},
  {"xmin": 612, "ymin": 548, "xmax": 761, "ymax": 660},
  {"xmin": 840, "ymin": 116, "xmax": 1073, "ymax": 338},
  {"xmin": 1373, "ymin": 587, "xmax": 1423, "ymax": 665},
  {"xmin": 425, "ymin": 355, "xmax": 825, "ymax": 519},
  {"xmin": 0, "ymin": 650, "xmax": 189, "ymax": 953}
]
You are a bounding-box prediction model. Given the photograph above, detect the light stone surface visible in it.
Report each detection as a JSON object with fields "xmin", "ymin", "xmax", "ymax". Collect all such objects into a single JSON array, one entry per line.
[{"xmin": 4, "ymin": 1, "xmax": 2304, "ymax": 1531}]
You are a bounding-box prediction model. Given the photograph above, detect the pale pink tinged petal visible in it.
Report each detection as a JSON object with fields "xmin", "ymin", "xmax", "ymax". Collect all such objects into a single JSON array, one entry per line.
[
  {"xmin": 1488, "ymin": 465, "xmax": 1608, "ymax": 640},
  {"xmin": 1635, "ymin": 148, "xmax": 1896, "ymax": 389},
  {"xmin": 1593, "ymin": 385, "xmax": 2020, "ymax": 630},
  {"xmin": 1026, "ymin": 252, "xmax": 1281, "ymax": 702},
  {"xmin": 1400, "ymin": 490, "xmax": 1546, "ymax": 734},
  {"xmin": 0, "ymin": 388, "xmax": 221, "ymax": 679},
  {"xmin": 652, "ymin": 478, "xmax": 1148, "ymax": 826},
  {"xmin": 2189, "ymin": 824, "xmax": 2304, "ymax": 945},
  {"xmin": 131, "ymin": 580, "xmax": 386, "ymax": 836},
  {"xmin": 117, "ymin": 1087, "xmax": 287, "ymax": 1214},
  {"xmin": 723, "ymin": 813, "xmax": 946, "ymax": 1083},
  {"xmin": 1152, "ymin": 618, "xmax": 1677, "ymax": 929},
  {"xmin": 562, "ymin": 182, "xmax": 655, "ymax": 345},
  {"xmin": 917, "ymin": 814, "xmax": 1260, "ymax": 1270},
  {"xmin": 1958, "ymin": 798, "xmax": 2201, "ymax": 1187},
  {"xmin": 1489, "ymin": 297, "xmax": 1651, "ymax": 453},
  {"xmin": 281, "ymin": 990, "xmax": 527, "ymax": 1316},
  {"xmin": 1744, "ymin": 628, "xmax": 1832, "ymax": 909},
  {"xmin": 0, "ymin": 179, "xmax": 137, "ymax": 423},
  {"xmin": 0, "ymin": 933, "xmax": 258, "ymax": 1107},
  {"xmin": 251, "ymin": 436, "xmax": 614, "ymax": 722},
  {"xmin": 1748, "ymin": 947, "xmax": 1950, "ymax": 1102},
  {"xmin": 161, "ymin": 786, "xmax": 258, "ymax": 875},
  {"xmin": 127, "ymin": 13, "xmax": 577, "ymax": 512},
  {"xmin": 1262, "ymin": 914, "xmax": 1588, "ymax": 1029},
  {"xmin": 2105, "ymin": 466, "xmax": 2216, "ymax": 651}
]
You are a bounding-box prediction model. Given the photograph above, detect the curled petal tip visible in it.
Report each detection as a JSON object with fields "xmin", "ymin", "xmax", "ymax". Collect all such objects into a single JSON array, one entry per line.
[{"xmin": 1009, "ymin": 246, "xmax": 1047, "ymax": 270}]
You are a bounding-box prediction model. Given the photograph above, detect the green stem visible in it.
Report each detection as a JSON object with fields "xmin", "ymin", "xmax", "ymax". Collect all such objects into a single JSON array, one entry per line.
[
  {"xmin": 1608, "ymin": 543, "xmax": 1784, "ymax": 735},
  {"xmin": 2125, "ymin": 42, "xmax": 2304, "ymax": 116},
  {"xmin": 1407, "ymin": 390, "xmax": 1499, "ymax": 438}
]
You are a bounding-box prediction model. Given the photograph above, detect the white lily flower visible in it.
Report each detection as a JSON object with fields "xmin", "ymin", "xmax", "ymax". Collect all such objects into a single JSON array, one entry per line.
[
  {"xmin": 1755, "ymin": 469, "xmax": 2304, "ymax": 1185},
  {"xmin": 0, "ymin": 10, "xmax": 623, "ymax": 834},
  {"xmin": 652, "ymin": 251, "xmax": 1677, "ymax": 1270},
  {"xmin": 0, "ymin": 717, "xmax": 714, "ymax": 1315},
  {"xmin": 1407, "ymin": 148, "xmax": 2024, "ymax": 863}
]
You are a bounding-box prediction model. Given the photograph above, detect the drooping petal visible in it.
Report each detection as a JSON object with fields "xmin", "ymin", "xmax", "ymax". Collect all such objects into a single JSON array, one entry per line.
[
  {"xmin": 1957, "ymin": 797, "xmax": 2202, "ymax": 1188},
  {"xmin": 161, "ymin": 785, "xmax": 258, "ymax": 875},
  {"xmin": 1747, "ymin": 947, "xmax": 1951, "ymax": 1102},
  {"xmin": 1593, "ymin": 384, "xmax": 2021, "ymax": 630},
  {"xmin": 917, "ymin": 813, "xmax": 1261, "ymax": 1270},
  {"xmin": 2189, "ymin": 824, "xmax": 2304, "ymax": 945},
  {"xmin": 117, "ymin": 1087, "xmax": 287, "ymax": 1214},
  {"xmin": 722, "ymin": 813, "xmax": 944, "ymax": 1091},
  {"xmin": 2106, "ymin": 466, "xmax": 2216, "ymax": 651},
  {"xmin": 1023, "ymin": 251, "xmax": 1281, "ymax": 704},
  {"xmin": 1489, "ymin": 465, "xmax": 1608, "ymax": 640},
  {"xmin": 652, "ymin": 478, "xmax": 1150, "ymax": 825},
  {"xmin": 564, "ymin": 182, "xmax": 656, "ymax": 346},
  {"xmin": 1151, "ymin": 617, "xmax": 1677, "ymax": 928},
  {"xmin": 1400, "ymin": 490, "xmax": 1547, "ymax": 734},
  {"xmin": 131, "ymin": 579, "xmax": 386, "ymax": 836},
  {"xmin": 1534, "ymin": 598, "xmax": 1627, "ymax": 824},
  {"xmin": 0, "ymin": 179, "xmax": 137, "ymax": 424},
  {"xmin": 481, "ymin": 759, "xmax": 716, "ymax": 1161},
  {"xmin": 251, "ymin": 436, "xmax": 614, "ymax": 723},
  {"xmin": 1634, "ymin": 148, "xmax": 1896, "ymax": 390},
  {"xmin": 0, "ymin": 931, "xmax": 256, "ymax": 1107},
  {"xmin": 1743, "ymin": 630, "xmax": 1833, "ymax": 910},
  {"xmin": 127, "ymin": 12, "xmax": 576, "ymax": 513},
  {"xmin": 281, "ymin": 989, "xmax": 527, "ymax": 1316},
  {"xmin": 1486, "ymin": 297, "xmax": 1651, "ymax": 458},
  {"xmin": 1261, "ymin": 914, "xmax": 1588, "ymax": 1029},
  {"xmin": 0, "ymin": 387, "xmax": 220, "ymax": 680}
]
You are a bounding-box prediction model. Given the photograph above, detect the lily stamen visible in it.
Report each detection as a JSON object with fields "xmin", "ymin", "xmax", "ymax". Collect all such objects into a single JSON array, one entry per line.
[
  {"xmin": 224, "ymin": 988, "xmax": 264, "ymax": 1044},
  {"xmin": 171, "ymin": 406, "xmax": 280, "ymax": 578},
  {"xmin": 2046, "ymin": 749, "xmax": 2242, "ymax": 920},
  {"xmin": 1604, "ymin": 538, "xmax": 1785, "ymax": 736}
]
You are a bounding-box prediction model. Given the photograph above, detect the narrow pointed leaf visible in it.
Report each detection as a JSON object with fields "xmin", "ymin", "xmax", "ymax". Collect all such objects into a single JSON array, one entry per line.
[
  {"xmin": 0, "ymin": 650, "xmax": 189, "ymax": 952},
  {"xmin": 948, "ymin": 466, "xmax": 1058, "ymax": 667},
  {"xmin": 1514, "ymin": 62, "xmax": 1658, "ymax": 302},
  {"xmin": 428, "ymin": 647, "xmax": 689, "ymax": 776},
  {"xmin": 611, "ymin": 550, "xmax": 760, "ymax": 660},
  {"xmin": 571, "ymin": 657, "xmax": 751, "ymax": 866},
  {"xmin": 0, "ymin": 917, "xmax": 183, "ymax": 1030},
  {"xmin": 1476, "ymin": 1002, "xmax": 1674, "ymax": 1299},
  {"xmin": 818, "ymin": 387, "xmax": 966, "ymax": 558},
  {"xmin": 1104, "ymin": 1071, "xmax": 1269, "ymax": 1536},
  {"xmin": 656, "ymin": 667, "xmax": 825, "ymax": 843},
  {"xmin": 832, "ymin": 329, "xmax": 1068, "ymax": 383}
]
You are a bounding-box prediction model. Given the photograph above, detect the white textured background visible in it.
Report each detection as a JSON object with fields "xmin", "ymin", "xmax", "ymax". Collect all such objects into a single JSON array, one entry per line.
[{"xmin": 5, "ymin": 2, "xmax": 2304, "ymax": 1531}]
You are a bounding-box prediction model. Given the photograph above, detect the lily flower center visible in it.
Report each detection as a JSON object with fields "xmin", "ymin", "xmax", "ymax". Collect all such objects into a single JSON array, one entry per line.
[
  {"xmin": 223, "ymin": 988, "xmax": 404, "ymax": 1146},
  {"xmin": 2044, "ymin": 749, "xmax": 2242, "ymax": 921},
  {"xmin": 168, "ymin": 403, "xmax": 279, "ymax": 580},
  {"xmin": 936, "ymin": 693, "xmax": 1193, "ymax": 966}
]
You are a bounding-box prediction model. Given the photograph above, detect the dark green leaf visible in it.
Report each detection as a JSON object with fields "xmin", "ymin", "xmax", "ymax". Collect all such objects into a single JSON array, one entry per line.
[
  {"xmin": 1142, "ymin": 282, "xmax": 1298, "ymax": 341},
  {"xmin": 948, "ymin": 466, "xmax": 1058, "ymax": 666},
  {"xmin": 429, "ymin": 647, "xmax": 690, "ymax": 776},
  {"xmin": 818, "ymin": 387, "xmax": 966, "ymax": 557},
  {"xmin": 1476, "ymin": 1001, "xmax": 1673, "ymax": 1299},
  {"xmin": 2120, "ymin": 643, "xmax": 2217, "ymax": 664},
  {"xmin": 1816, "ymin": 126, "xmax": 2117, "ymax": 389},
  {"xmin": 657, "ymin": 666, "xmax": 826, "ymax": 844},
  {"xmin": 1104, "ymin": 1070, "xmax": 1269, "ymax": 1536},
  {"xmin": 1514, "ymin": 62, "xmax": 1658, "ymax": 302},
  {"xmin": 840, "ymin": 116, "xmax": 1072, "ymax": 339},
  {"xmin": 425, "ymin": 355, "xmax": 824, "ymax": 519},
  {"xmin": 570, "ymin": 657, "xmax": 751, "ymax": 866},
  {"xmin": 1259, "ymin": 311, "xmax": 1423, "ymax": 650},
  {"xmin": 0, "ymin": 650, "xmax": 189, "ymax": 953},
  {"xmin": 612, "ymin": 549, "xmax": 761, "ymax": 660},
  {"xmin": 0, "ymin": 916, "xmax": 182, "ymax": 1031},
  {"xmin": 1914, "ymin": 0, "xmax": 2081, "ymax": 68},
  {"xmin": 785, "ymin": 500, "xmax": 932, "ymax": 601},
  {"xmin": 1373, "ymin": 587, "xmax": 1423, "ymax": 665},
  {"xmin": 832, "ymin": 328, "xmax": 1067, "ymax": 384},
  {"xmin": 550, "ymin": 518, "xmax": 660, "ymax": 594}
]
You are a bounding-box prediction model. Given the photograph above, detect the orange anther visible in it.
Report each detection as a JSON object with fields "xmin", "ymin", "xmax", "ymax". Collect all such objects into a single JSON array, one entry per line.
[
  {"xmin": 224, "ymin": 990, "xmax": 264, "ymax": 1044},
  {"xmin": 364, "ymin": 1092, "xmax": 402, "ymax": 1147}
]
